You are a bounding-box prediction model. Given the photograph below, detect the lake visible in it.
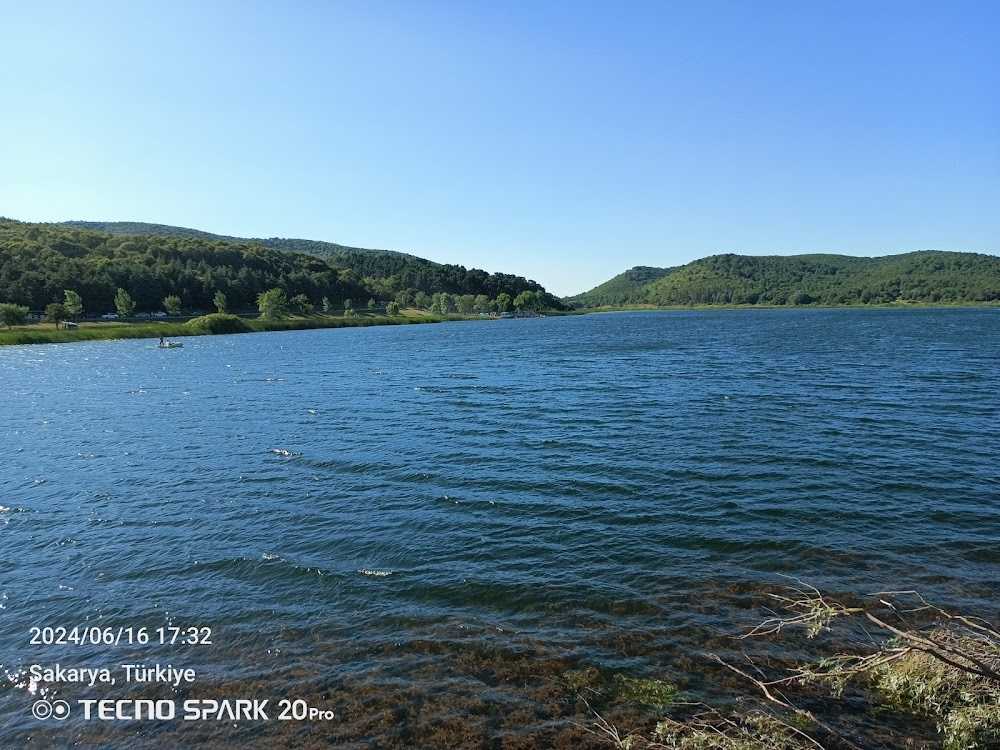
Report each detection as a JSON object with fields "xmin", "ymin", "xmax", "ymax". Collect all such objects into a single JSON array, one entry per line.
[{"xmin": 2, "ymin": 309, "xmax": 998, "ymax": 747}]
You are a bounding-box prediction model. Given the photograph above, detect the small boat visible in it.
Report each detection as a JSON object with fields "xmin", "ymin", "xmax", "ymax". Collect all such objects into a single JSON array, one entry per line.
[{"xmin": 158, "ymin": 341, "xmax": 184, "ymax": 349}]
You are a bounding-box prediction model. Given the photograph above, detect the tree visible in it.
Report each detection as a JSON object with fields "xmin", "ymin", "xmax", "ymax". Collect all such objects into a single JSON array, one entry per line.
[
  {"xmin": 386, "ymin": 301, "xmax": 400, "ymax": 316},
  {"xmin": 213, "ymin": 290, "xmax": 228, "ymax": 314},
  {"xmin": 367, "ymin": 298, "xmax": 377, "ymax": 311},
  {"xmin": 63, "ymin": 289, "xmax": 83, "ymax": 320},
  {"xmin": 291, "ymin": 293, "xmax": 313, "ymax": 314},
  {"xmin": 457, "ymin": 294, "xmax": 476, "ymax": 314},
  {"xmin": 514, "ymin": 290, "xmax": 539, "ymax": 311},
  {"xmin": 414, "ymin": 291, "xmax": 431, "ymax": 309},
  {"xmin": 321, "ymin": 296, "xmax": 331, "ymax": 314},
  {"xmin": 343, "ymin": 298, "xmax": 354, "ymax": 317},
  {"xmin": 163, "ymin": 295, "xmax": 182, "ymax": 316},
  {"xmin": 45, "ymin": 302, "xmax": 67, "ymax": 328},
  {"xmin": 257, "ymin": 288, "xmax": 289, "ymax": 320},
  {"xmin": 0, "ymin": 303, "xmax": 29, "ymax": 329},
  {"xmin": 431, "ymin": 292, "xmax": 453, "ymax": 315},
  {"xmin": 495, "ymin": 292, "xmax": 513, "ymax": 313},
  {"xmin": 473, "ymin": 294, "xmax": 490, "ymax": 313},
  {"xmin": 114, "ymin": 288, "xmax": 136, "ymax": 318},
  {"xmin": 394, "ymin": 289, "xmax": 413, "ymax": 308}
]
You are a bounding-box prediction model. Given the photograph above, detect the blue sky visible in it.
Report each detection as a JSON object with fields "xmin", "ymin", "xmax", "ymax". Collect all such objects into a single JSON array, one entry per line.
[{"xmin": 1, "ymin": 1, "xmax": 996, "ymax": 295}]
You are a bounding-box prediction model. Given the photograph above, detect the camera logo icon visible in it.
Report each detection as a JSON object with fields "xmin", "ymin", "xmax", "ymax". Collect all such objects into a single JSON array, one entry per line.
[{"xmin": 32, "ymin": 699, "xmax": 70, "ymax": 720}]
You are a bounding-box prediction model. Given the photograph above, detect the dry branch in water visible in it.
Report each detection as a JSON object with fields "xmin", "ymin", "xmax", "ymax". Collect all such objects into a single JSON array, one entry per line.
[
  {"xmin": 585, "ymin": 582, "xmax": 999, "ymax": 750},
  {"xmin": 719, "ymin": 582, "xmax": 1000, "ymax": 750}
]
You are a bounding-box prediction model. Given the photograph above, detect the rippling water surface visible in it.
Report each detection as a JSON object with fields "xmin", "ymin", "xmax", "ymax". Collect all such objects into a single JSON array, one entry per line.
[{"xmin": 2, "ymin": 310, "xmax": 998, "ymax": 747}]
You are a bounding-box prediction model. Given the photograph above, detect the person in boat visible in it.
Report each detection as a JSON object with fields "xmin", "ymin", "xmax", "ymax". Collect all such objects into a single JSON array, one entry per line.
[{"xmin": 159, "ymin": 336, "xmax": 165, "ymax": 347}]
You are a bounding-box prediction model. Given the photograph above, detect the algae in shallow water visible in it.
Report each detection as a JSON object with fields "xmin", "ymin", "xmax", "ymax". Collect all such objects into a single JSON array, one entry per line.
[{"xmin": 612, "ymin": 674, "xmax": 679, "ymax": 709}]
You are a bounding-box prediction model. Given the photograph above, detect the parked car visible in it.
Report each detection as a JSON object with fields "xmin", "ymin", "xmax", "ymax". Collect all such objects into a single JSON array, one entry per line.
[
  {"xmin": 151, "ymin": 311, "xmax": 168, "ymax": 318},
  {"xmin": 100, "ymin": 312, "xmax": 119, "ymax": 320}
]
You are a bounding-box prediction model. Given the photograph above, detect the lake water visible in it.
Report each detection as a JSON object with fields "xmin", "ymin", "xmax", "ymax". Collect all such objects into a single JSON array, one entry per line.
[{"xmin": 2, "ymin": 309, "xmax": 998, "ymax": 747}]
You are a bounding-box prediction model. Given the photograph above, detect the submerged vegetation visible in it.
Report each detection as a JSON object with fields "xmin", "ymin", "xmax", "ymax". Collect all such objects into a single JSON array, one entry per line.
[
  {"xmin": 568, "ymin": 252, "xmax": 1000, "ymax": 308},
  {"xmin": 578, "ymin": 583, "xmax": 1000, "ymax": 750}
]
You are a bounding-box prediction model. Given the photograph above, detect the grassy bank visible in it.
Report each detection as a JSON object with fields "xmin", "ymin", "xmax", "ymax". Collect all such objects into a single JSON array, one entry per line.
[{"xmin": 0, "ymin": 310, "xmax": 447, "ymax": 346}]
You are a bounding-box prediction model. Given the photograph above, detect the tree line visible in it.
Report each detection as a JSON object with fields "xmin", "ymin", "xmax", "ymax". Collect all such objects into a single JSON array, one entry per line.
[{"xmin": 0, "ymin": 220, "xmax": 564, "ymax": 316}]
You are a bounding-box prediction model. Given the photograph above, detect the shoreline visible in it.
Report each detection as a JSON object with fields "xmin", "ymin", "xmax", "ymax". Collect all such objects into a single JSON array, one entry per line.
[
  {"xmin": 2, "ymin": 302, "xmax": 996, "ymax": 347},
  {"xmin": 569, "ymin": 301, "xmax": 1000, "ymax": 313},
  {"xmin": 0, "ymin": 311, "xmax": 450, "ymax": 347}
]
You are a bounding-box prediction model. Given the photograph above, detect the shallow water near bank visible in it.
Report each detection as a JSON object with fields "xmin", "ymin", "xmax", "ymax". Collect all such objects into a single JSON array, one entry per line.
[{"xmin": 1, "ymin": 309, "xmax": 998, "ymax": 747}]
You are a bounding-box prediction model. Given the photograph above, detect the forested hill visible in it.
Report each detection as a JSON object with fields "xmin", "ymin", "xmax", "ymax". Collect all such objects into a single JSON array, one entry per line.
[
  {"xmin": 567, "ymin": 252, "xmax": 1000, "ymax": 307},
  {"xmin": 57, "ymin": 220, "xmax": 558, "ymax": 306},
  {"xmin": 60, "ymin": 221, "xmax": 419, "ymax": 261},
  {"xmin": 563, "ymin": 265, "xmax": 674, "ymax": 307},
  {"xmin": 0, "ymin": 219, "xmax": 562, "ymax": 312}
]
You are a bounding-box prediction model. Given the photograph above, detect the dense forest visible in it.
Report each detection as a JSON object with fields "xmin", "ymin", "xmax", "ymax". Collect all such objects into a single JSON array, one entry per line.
[
  {"xmin": 0, "ymin": 219, "xmax": 562, "ymax": 313},
  {"xmin": 564, "ymin": 265, "xmax": 675, "ymax": 307},
  {"xmin": 567, "ymin": 252, "xmax": 1000, "ymax": 307},
  {"xmin": 60, "ymin": 221, "xmax": 563, "ymax": 308}
]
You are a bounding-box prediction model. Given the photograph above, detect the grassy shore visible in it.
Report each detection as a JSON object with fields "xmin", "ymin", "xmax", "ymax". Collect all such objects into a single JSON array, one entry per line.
[{"xmin": 0, "ymin": 309, "xmax": 449, "ymax": 347}]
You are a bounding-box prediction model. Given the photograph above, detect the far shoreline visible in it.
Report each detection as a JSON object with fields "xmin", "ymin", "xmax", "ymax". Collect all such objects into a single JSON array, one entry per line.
[
  {"xmin": 0, "ymin": 310, "xmax": 450, "ymax": 347},
  {"xmin": 568, "ymin": 301, "xmax": 1000, "ymax": 313},
  {"xmin": 2, "ymin": 302, "xmax": 996, "ymax": 347}
]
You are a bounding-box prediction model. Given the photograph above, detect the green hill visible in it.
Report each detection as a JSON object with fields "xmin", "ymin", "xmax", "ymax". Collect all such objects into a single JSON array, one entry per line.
[
  {"xmin": 564, "ymin": 265, "xmax": 674, "ymax": 307},
  {"xmin": 0, "ymin": 219, "xmax": 561, "ymax": 313},
  {"xmin": 568, "ymin": 252, "xmax": 1000, "ymax": 307},
  {"xmin": 1, "ymin": 220, "xmax": 370, "ymax": 313},
  {"xmin": 57, "ymin": 220, "xmax": 560, "ymax": 307},
  {"xmin": 60, "ymin": 221, "xmax": 418, "ymax": 262}
]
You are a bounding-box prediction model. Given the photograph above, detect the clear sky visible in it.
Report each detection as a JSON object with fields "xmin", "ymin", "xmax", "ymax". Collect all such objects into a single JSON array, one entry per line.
[{"xmin": 1, "ymin": 1, "xmax": 996, "ymax": 295}]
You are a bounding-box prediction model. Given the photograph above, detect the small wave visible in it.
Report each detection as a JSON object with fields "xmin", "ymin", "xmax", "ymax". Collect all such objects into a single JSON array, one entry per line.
[
  {"xmin": 270, "ymin": 448, "xmax": 300, "ymax": 458},
  {"xmin": 358, "ymin": 568, "xmax": 393, "ymax": 578},
  {"xmin": 262, "ymin": 552, "xmax": 282, "ymax": 561}
]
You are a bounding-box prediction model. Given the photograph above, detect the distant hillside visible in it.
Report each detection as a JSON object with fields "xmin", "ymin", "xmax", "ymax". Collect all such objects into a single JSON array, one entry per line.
[
  {"xmin": 54, "ymin": 220, "xmax": 562, "ymax": 308},
  {"xmin": 60, "ymin": 221, "xmax": 425, "ymax": 263},
  {"xmin": 1, "ymin": 219, "xmax": 562, "ymax": 312},
  {"xmin": 565, "ymin": 265, "xmax": 674, "ymax": 307},
  {"xmin": 2, "ymin": 221, "xmax": 369, "ymax": 313},
  {"xmin": 568, "ymin": 252, "xmax": 1000, "ymax": 307}
]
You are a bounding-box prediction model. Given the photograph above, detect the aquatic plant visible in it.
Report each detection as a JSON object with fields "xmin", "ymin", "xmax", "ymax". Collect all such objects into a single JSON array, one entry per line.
[
  {"xmin": 870, "ymin": 628, "xmax": 1000, "ymax": 749},
  {"xmin": 580, "ymin": 583, "xmax": 1000, "ymax": 750},
  {"xmin": 652, "ymin": 709, "xmax": 818, "ymax": 749},
  {"xmin": 612, "ymin": 675, "xmax": 679, "ymax": 710}
]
